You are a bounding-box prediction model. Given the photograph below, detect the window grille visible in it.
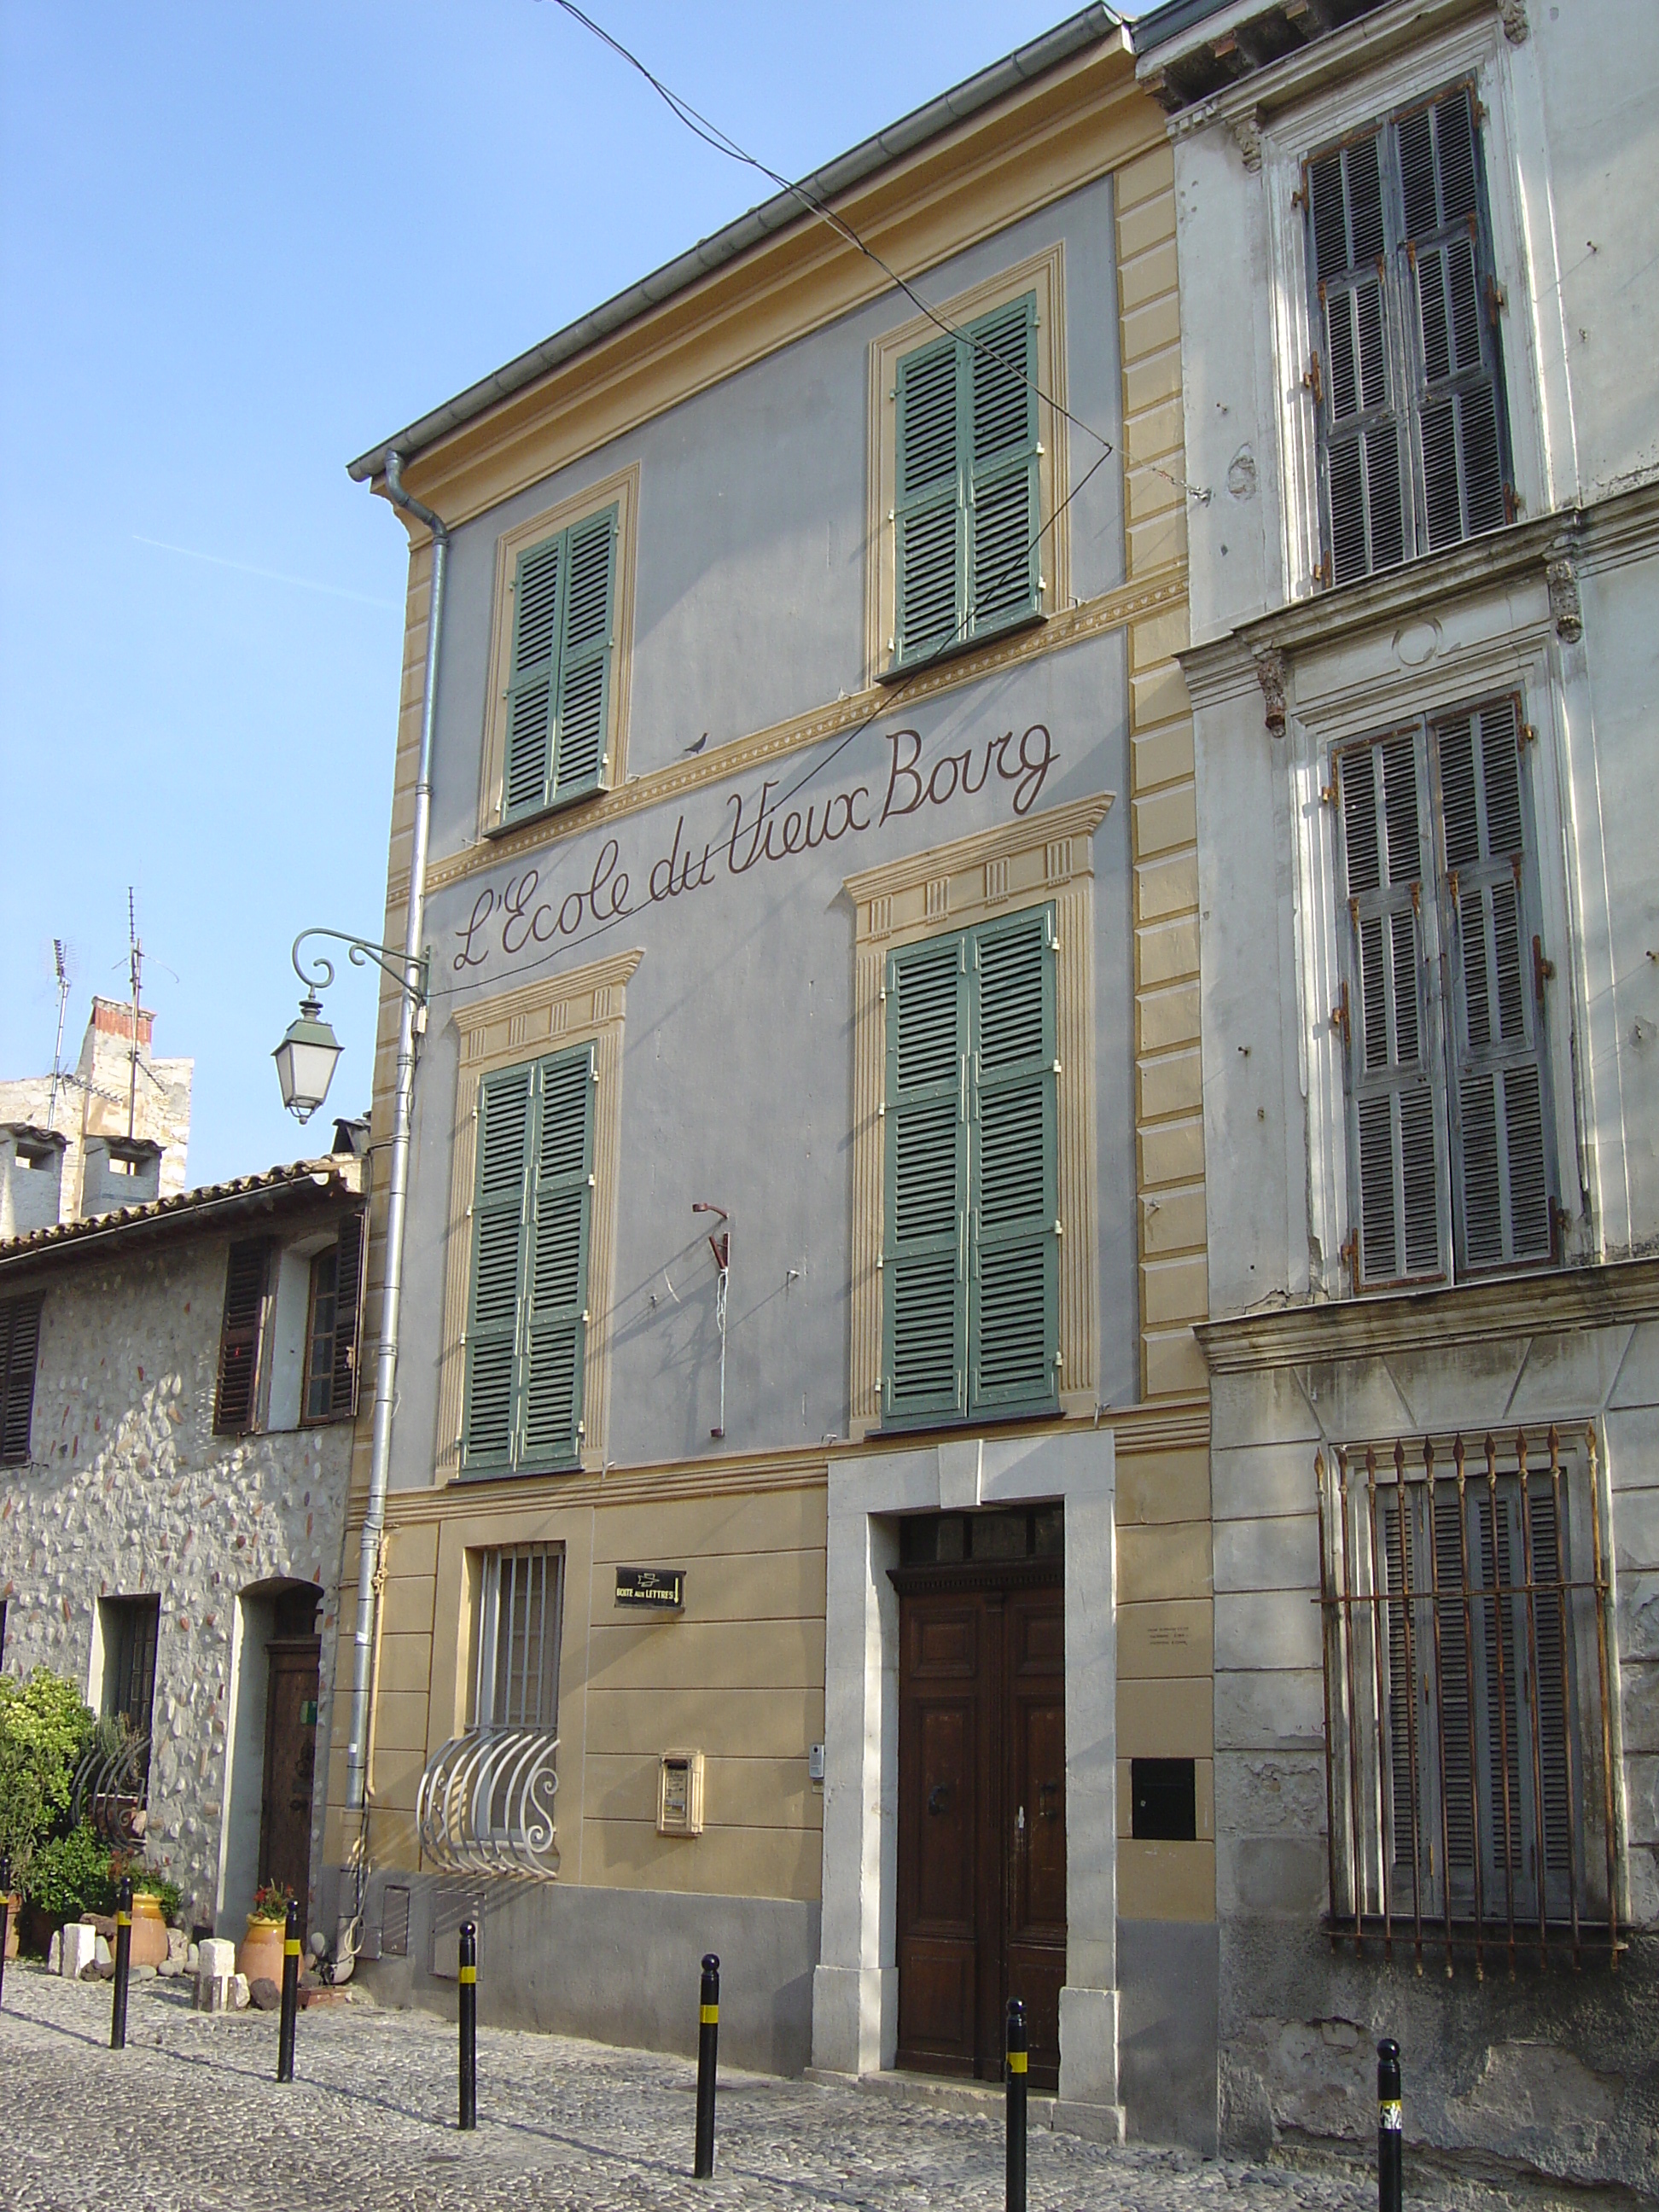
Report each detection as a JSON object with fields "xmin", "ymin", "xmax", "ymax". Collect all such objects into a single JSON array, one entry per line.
[
  {"xmin": 472, "ymin": 1547, "xmax": 562, "ymax": 1732},
  {"xmin": 1315, "ymin": 1425, "xmax": 1620, "ymax": 1971},
  {"xmin": 103, "ymin": 1594, "xmax": 161, "ymax": 1738}
]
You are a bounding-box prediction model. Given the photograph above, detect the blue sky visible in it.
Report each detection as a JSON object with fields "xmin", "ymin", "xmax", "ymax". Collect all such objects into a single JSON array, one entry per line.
[{"xmin": 0, "ymin": 0, "xmax": 1102, "ymax": 1187}]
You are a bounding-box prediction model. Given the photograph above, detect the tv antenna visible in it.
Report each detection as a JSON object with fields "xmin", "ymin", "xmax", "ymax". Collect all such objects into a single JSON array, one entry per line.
[
  {"xmin": 45, "ymin": 939, "xmax": 72, "ymax": 1132},
  {"xmin": 126, "ymin": 888, "xmax": 143, "ymax": 1139}
]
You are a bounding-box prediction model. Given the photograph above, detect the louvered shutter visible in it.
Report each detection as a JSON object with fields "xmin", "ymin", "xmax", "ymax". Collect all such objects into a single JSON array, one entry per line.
[
  {"xmin": 503, "ymin": 536, "xmax": 562, "ymax": 821},
  {"xmin": 329, "ymin": 1210, "xmax": 366, "ymax": 1419},
  {"xmin": 521, "ymin": 1047, "xmax": 593, "ymax": 1467},
  {"xmin": 1437, "ymin": 698, "xmax": 1553, "ymax": 1270},
  {"xmin": 966, "ymin": 294, "xmax": 1040, "ymax": 635},
  {"xmin": 968, "ymin": 907, "xmax": 1057, "ymax": 1417},
  {"xmin": 1308, "ymin": 133, "xmax": 1406, "ymax": 585},
  {"xmin": 1400, "ymin": 89, "xmax": 1508, "ymax": 550},
  {"xmin": 1336, "ymin": 731, "xmax": 1448, "ymax": 1285},
  {"xmin": 214, "ymin": 1240, "xmax": 270, "ymax": 1434},
  {"xmin": 0, "ymin": 1295, "xmax": 43, "ymax": 1465},
  {"xmin": 882, "ymin": 935, "xmax": 969, "ymax": 1423},
  {"xmin": 894, "ymin": 333, "xmax": 964, "ymax": 667},
  {"xmin": 500, "ymin": 508, "xmax": 616, "ymax": 823},
  {"xmin": 463, "ymin": 1065, "xmax": 533, "ymax": 1469}
]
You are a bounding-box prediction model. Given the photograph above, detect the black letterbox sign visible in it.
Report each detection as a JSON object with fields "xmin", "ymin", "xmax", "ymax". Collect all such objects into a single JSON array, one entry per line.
[{"xmin": 615, "ymin": 1567, "xmax": 684, "ymax": 1611}]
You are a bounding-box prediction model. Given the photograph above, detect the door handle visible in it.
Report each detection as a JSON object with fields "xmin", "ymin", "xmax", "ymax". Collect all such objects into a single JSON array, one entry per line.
[
  {"xmin": 928, "ymin": 1784, "xmax": 950, "ymax": 1815},
  {"xmin": 1016, "ymin": 1804, "xmax": 1026, "ymax": 1835}
]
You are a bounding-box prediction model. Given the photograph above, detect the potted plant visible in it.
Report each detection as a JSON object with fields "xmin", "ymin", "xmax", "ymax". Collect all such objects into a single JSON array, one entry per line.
[
  {"xmin": 239, "ymin": 1879, "xmax": 295, "ymax": 1985},
  {"xmin": 111, "ymin": 1854, "xmax": 180, "ymax": 1970}
]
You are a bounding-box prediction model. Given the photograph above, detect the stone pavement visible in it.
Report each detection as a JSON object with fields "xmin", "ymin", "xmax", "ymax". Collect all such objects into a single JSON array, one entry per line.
[{"xmin": 0, "ymin": 1964, "xmax": 1384, "ymax": 2212}]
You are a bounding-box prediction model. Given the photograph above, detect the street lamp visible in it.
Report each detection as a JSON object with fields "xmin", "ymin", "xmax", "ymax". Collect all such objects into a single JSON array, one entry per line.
[{"xmin": 273, "ymin": 929, "xmax": 429, "ymax": 1124}]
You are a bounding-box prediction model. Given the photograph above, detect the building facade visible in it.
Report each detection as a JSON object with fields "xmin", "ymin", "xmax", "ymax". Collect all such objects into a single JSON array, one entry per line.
[
  {"xmin": 0, "ymin": 1150, "xmax": 367, "ymax": 1937},
  {"xmin": 1135, "ymin": 0, "xmax": 1659, "ymax": 2189},
  {"xmin": 330, "ymin": 12, "xmax": 1223, "ymax": 2145}
]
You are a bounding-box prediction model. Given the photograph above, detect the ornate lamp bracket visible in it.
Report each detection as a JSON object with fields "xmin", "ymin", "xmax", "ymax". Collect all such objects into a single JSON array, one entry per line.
[{"xmin": 292, "ymin": 928, "xmax": 430, "ymax": 1009}]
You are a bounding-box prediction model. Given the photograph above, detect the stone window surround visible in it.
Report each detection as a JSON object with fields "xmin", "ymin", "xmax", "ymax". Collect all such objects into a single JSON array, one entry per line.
[
  {"xmin": 475, "ymin": 463, "xmax": 642, "ymax": 840},
  {"xmin": 809, "ymin": 1424, "xmax": 1122, "ymax": 2130},
  {"xmin": 434, "ymin": 948, "xmax": 643, "ymax": 1481},
  {"xmin": 842, "ymin": 791, "xmax": 1111, "ymax": 1444},
  {"xmin": 864, "ymin": 246, "xmax": 1071, "ymax": 690}
]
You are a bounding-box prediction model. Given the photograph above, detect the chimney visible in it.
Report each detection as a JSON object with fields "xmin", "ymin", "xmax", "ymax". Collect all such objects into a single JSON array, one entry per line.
[
  {"xmin": 80, "ymin": 1134, "xmax": 163, "ymax": 1217},
  {"xmin": 0, "ymin": 1124, "xmax": 68, "ymax": 1238}
]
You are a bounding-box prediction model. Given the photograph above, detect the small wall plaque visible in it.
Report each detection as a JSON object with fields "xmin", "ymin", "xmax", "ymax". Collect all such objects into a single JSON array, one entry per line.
[
  {"xmin": 615, "ymin": 1567, "xmax": 684, "ymax": 1610},
  {"xmin": 657, "ymin": 1748, "xmax": 705, "ymax": 1836}
]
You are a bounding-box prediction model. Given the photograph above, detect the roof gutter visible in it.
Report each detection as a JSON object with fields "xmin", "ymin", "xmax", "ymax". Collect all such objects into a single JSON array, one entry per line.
[{"xmin": 346, "ymin": 6, "xmax": 1126, "ymax": 485}]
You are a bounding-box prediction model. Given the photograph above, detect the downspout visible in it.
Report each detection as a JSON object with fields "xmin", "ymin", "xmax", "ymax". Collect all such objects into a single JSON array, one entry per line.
[{"xmin": 339, "ymin": 449, "xmax": 448, "ymax": 1950}]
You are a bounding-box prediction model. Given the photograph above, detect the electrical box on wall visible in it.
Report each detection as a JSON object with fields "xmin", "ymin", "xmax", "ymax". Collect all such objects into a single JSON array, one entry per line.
[{"xmin": 657, "ymin": 1749, "xmax": 705, "ymax": 1837}]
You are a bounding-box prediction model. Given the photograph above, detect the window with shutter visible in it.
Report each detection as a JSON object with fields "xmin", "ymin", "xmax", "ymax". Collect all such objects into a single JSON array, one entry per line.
[
  {"xmin": 501, "ymin": 505, "xmax": 617, "ymax": 824},
  {"xmin": 463, "ymin": 1045, "xmax": 594, "ymax": 1474},
  {"xmin": 213, "ymin": 1240, "xmax": 270, "ymax": 1435},
  {"xmin": 892, "ymin": 294, "xmax": 1039, "ymax": 671},
  {"xmin": 302, "ymin": 1211, "xmax": 366, "ymax": 1423},
  {"xmin": 1305, "ymin": 84, "xmax": 1510, "ymax": 586},
  {"xmin": 882, "ymin": 906, "xmax": 1057, "ymax": 1427},
  {"xmin": 1333, "ymin": 693, "xmax": 1553, "ymax": 1294},
  {"xmin": 0, "ymin": 1293, "xmax": 43, "ymax": 1465}
]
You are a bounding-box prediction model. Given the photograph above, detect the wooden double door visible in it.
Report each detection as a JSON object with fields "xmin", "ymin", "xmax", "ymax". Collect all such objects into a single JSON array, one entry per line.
[{"xmin": 893, "ymin": 1564, "xmax": 1066, "ymax": 2089}]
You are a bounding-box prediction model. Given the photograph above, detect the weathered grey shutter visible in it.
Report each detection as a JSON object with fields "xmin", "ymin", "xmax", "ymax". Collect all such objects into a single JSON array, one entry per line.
[
  {"xmin": 329, "ymin": 1210, "xmax": 366, "ymax": 1419},
  {"xmin": 966, "ymin": 294, "xmax": 1039, "ymax": 634},
  {"xmin": 1437, "ymin": 698, "xmax": 1552, "ymax": 1270},
  {"xmin": 503, "ymin": 536, "xmax": 563, "ymax": 822},
  {"xmin": 1308, "ymin": 132, "xmax": 1406, "ymax": 585},
  {"xmin": 550, "ymin": 509, "xmax": 615, "ymax": 805},
  {"xmin": 521, "ymin": 1047, "xmax": 593, "ymax": 1467},
  {"xmin": 1337, "ymin": 731, "xmax": 1447, "ymax": 1285},
  {"xmin": 1399, "ymin": 88, "xmax": 1508, "ymax": 551},
  {"xmin": 464, "ymin": 1064, "xmax": 533, "ymax": 1469},
  {"xmin": 213, "ymin": 1239, "xmax": 270, "ymax": 1435},
  {"xmin": 968, "ymin": 907, "xmax": 1057, "ymax": 1416},
  {"xmin": 894, "ymin": 333, "xmax": 964, "ymax": 667},
  {"xmin": 0, "ymin": 1295, "xmax": 43, "ymax": 1465},
  {"xmin": 883, "ymin": 934, "xmax": 969, "ymax": 1423}
]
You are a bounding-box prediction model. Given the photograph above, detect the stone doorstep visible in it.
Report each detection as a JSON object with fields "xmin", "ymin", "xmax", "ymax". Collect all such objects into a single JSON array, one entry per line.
[{"xmin": 802, "ymin": 2068, "xmax": 1126, "ymax": 2144}]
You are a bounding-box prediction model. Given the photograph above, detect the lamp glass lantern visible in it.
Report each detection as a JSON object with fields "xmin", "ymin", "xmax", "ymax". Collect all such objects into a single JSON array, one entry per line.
[{"xmin": 274, "ymin": 996, "xmax": 343, "ymax": 1125}]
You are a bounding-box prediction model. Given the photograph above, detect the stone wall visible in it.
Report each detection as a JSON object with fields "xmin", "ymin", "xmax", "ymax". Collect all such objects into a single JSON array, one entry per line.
[{"xmin": 0, "ymin": 1226, "xmax": 353, "ymax": 1930}]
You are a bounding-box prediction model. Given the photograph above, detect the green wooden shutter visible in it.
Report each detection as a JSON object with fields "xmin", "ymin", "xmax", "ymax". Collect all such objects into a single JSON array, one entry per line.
[
  {"xmin": 968, "ymin": 907, "xmax": 1057, "ymax": 1416},
  {"xmin": 882, "ymin": 934, "xmax": 968, "ymax": 1423},
  {"xmin": 329, "ymin": 1209, "xmax": 366, "ymax": 1419},
  {"xmin": 0, "ymin": 1295, "xmax": 43, "ymax": 1465},
  {"xmin": 966, "ymin": 294, "xmax": 1040, "ymax": 634},
  {"xmin": 1437, "ymin": 698, "xmax": 1553, "ymax": 1270},
  {"xmin": 894, "ymin": 333, "xmax": 964, "ymax": 667},
  {"xmin": 463, "ymin": 1064, "xmax": 533, "ymax": 1469},
  {"xmin": 1399, "ymin": 88, "xmax": 1508, "ymax": 551},
  {"xmin": 521, "ymin": 1046, "xmax": 594, "ymax": 1467},
  {"xmin": 1336, "ymin": 731, "xmax": 1448, "ymax": 1285},
  {"xmin": 503, "ymin": 536, "xmax": 563, "ymax": 821},
  {"xmin": 550, "ymin": 508, "xmax": 616, "ymax": 806},
  {"xmin": 1307, "ymin": 131, "xmax": 1407, "ymax": 585},
  {"xmin": 213, "ymin": 1239, "xmax": 270, "ymax": 1435}
]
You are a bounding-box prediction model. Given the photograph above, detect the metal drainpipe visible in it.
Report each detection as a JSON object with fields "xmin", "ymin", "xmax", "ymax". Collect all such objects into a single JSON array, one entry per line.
[{"xmin": 342, "ymin": 450, "xmax": 448, "ymax": 1868}]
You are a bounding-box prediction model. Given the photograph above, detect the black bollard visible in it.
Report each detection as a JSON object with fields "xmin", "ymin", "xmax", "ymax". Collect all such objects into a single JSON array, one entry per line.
[
  {"xmin": 109, "ymin": 1877, "xmax": 133, "ymax": 2051},
  {"xmin": 276, "ymin": 1897, "xmax": 301, "ymax": 2082},
  {"xmin": 1005, "ymin": 1998, "xmax": 1028, "ymax": 2212},
  {"xmin": 0, "ymin": 1852, "xmax": 10, "ymax": 2011},
  {"xmin": 693, "ymin": 1953, "xmax": 719, "ymax": 2180},
  {"xmin": 458, "ymin": 1922, "xmax": 478, "ymax": 2130},
  {"xmin": 1377, "ymin": 2039, "xmax": 1403, "ymax": 2212}
]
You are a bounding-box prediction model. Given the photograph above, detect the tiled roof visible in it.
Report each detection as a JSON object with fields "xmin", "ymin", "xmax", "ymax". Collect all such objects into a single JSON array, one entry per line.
[{"xmin": 0, "ymin": 1157, "xmax": 364, "ymax": 1274}]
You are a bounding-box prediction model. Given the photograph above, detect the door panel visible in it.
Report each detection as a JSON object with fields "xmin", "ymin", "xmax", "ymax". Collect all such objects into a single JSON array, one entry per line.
[
  {"xmin": 259, "ymin": 1638, "xmax": 321, "ymax": 1906},
  {"xmin": 1006, "ymin": 1588, "xmax": 1067, "ymax": 2087},
  {"xmin": 897, "ymin": 1598, "xmax": 984, "ymax": 2074}
]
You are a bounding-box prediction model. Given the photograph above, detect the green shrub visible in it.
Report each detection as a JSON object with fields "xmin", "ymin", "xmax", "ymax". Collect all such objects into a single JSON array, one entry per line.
[
  {"xmin": 26, "ymin": 1823, "xmax": 114, "ymax": 1919},
  {"xmin": 0, "ymin": 1668, "xmax": 94, "ymax": 1884},
  {"xmin": 125, "ymin": 1865, "xmax": 183, "ymax": 1924}
]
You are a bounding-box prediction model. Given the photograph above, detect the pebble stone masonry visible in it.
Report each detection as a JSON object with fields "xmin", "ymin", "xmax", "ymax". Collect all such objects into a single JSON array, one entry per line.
[{"xmin": 0, "ymin": 1965, "xmax": 1449, "ymax": 2212}]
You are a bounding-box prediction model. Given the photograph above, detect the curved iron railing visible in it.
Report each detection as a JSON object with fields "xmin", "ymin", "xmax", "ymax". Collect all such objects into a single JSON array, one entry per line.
[
  {"xmin": 70, "ymin": 1726, "xmax": 151, "ymax": 1848},
  {"xmin": 416, "ymin": 1728, "xmax": 560, "ymax": 1881}
]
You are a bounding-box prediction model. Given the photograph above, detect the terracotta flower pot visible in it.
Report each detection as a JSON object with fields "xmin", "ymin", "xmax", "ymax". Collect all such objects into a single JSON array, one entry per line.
[
  {"xmin": 237, "ymin": 1915, "xmax": 287, "ymax": 1985},
  {"xmin": 128, "ymin": 1891, "xmax": 171, "ymax": 1969}
]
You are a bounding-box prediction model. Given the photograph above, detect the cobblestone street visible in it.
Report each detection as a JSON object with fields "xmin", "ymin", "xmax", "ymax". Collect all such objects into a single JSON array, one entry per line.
[{"xmin": 0, "ymin": 1963, "xmax": 1390, "ymax": 2212}]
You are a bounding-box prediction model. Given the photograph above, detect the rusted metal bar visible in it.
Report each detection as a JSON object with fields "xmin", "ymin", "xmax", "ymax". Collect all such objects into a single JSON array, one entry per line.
[
  {"xmin": 1393, "ymin": 1443, "xmax": 1424, "ymax": 1970},
  {"xmin": 1337, "ymin": 1449, "xmax": 1366, "ymax": 1947},
  {"xmin": 1365, "ymin": 1449, "xmax": 1394, "ymax": 1959},
  {"xmin": 1423, "ymin": 1439, "xmax": 1455, "ymax": 1976},
  {"xmin": 1585, "ymin": 1423, "xmax": 1618, "ymax": 1970},
  {"xmin": 1315, "ymin": 1452, "xmax": 1342, "ymax": 1950},
  {"xmin": 1545, "ymin": 1427, "xmax": 1581, "ymax": 1969},
  {"xmin": 1453, "ymin": 1438, "xmax": 1485, "ymax": 1980},
  {"xmin": 1486, "ymin": 1435, "xmax": 1518, "ymax": 1974},
  {"xmin": 1515, "ymin": 1433, "xmax": 1551, "ymax": 1967}
]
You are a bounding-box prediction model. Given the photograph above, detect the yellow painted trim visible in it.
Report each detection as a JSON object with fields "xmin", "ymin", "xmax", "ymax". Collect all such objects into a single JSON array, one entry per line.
[
  {"xmin": 1008, "ymin": 2050, "xmax": 1028, "ymax": 2074},
  {"xmin": 459, "ymin": 1965, "xmax": 477, "ymax": 1984},
  {"xmin": 843, "ymin": 795, "xmax": 1110, "ymax": 1441},
  {"xmin": 284, "ymin": 1937, "xmax": 302, "ymax": 1956},
  {"xmin": 477, "ymin": 463, "xmax": 641, "ymax": 839},
  {"xmin": 864, "ymin": 244, "xmax": 1069, "ymax": 687},
  {"xmin": 700, "ymin": 2004, "xmax": 719, "ymax": 2025}
]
